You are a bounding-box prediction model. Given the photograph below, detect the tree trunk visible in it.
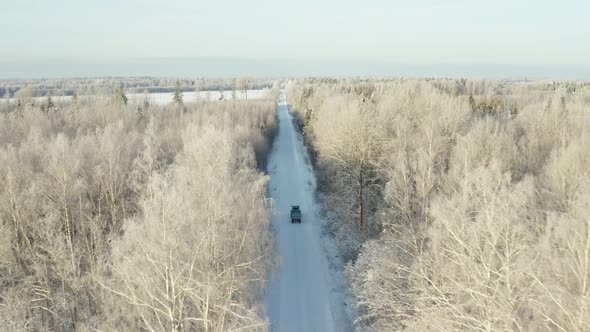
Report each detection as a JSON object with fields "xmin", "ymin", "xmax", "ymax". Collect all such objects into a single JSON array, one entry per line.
[{"xmin": 358, "ymin": 166, "xmax": 364, "ymax": 229}]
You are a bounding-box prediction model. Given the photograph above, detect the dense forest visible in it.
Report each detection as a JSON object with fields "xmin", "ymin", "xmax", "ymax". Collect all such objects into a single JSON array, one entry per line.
[
  {"xmin": 1, "ymin": 76, "xmax": 589, "ymax": 331},
  {"xmin": 0, "ymin": 84, "xmax": 279, "ymax": 331},
  {"xmin": 286, "ymin": 78, "xmax": 590, "ymax": 331}
]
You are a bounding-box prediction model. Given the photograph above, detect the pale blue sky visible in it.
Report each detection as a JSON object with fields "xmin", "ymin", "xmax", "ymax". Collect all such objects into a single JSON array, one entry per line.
[{"xmin": 1, "ymin": 0, "xmax": 589, "ymax": 72}]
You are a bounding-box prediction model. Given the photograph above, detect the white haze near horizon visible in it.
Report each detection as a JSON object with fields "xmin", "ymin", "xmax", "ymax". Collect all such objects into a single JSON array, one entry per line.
[{"xmin": 1, "ymin": 0, "xmax": 589, "ymax": 78}]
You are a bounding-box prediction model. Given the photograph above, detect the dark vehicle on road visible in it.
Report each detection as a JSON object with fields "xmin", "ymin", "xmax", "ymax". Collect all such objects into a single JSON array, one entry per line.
[{"xmin": 290, "ymin": 206, "xmax": 301, "ymax": 223}]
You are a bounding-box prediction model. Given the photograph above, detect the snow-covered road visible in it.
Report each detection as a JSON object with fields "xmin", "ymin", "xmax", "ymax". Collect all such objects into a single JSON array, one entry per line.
[{"xmin": 265, "ymin": 95, "xmax": 350, "ymax": 332}]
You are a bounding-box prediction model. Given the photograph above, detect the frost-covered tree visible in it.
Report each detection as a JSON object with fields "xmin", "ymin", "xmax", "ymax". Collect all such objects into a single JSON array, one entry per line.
[
  {"xmin": 173, "ymin": 80, "xmax": 183, "ymax": 106},
  {"xmin": 231, "ymin": 81, "xmax": 238, "ymax": 100},
  {"xmin": 0, "ymin": 86, "xmax": 278, "ymax": 330},
  {"xmin": 314, "ymin": 96, "xmax": 385, "ymax": 230},
  {"xmin": 237, "ymin": 77, "xmax": 251, "ymax": 100},
  {"xmin": 114, "ymin": 85, "xmax": 128, "ymax": 106},
  {"xmin": 40, "ymin": 92, "xmax": 55, "ymax": 113},
  {"xmin": 289, "ymin": 78, "xmax": 590, "ymax": 331},
  {"xmin": 102, "ymin": 126, "xmax": 272, "ymax": 331}
]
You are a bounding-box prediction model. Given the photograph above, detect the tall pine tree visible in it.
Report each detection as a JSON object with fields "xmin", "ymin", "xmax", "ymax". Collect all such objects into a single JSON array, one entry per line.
[{"xmin": 173, "ymin": 81, "xmax": 184, "ymax": 106}]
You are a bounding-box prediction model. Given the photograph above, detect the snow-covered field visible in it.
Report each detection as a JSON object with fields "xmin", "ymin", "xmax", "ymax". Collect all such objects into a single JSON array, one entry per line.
[
  {"xmin": 265, "ymin": 95, "xmax": 352, "ymax": 331},
  {"xmin": 128, "ymin": 89, "xmax": 268, "ymax": 104},
  {"xmin": 11, "ymin": 89, "xmax": 267, "ymax": 105}
]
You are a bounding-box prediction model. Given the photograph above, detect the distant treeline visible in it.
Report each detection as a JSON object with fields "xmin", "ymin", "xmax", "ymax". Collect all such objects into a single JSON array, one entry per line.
[{"xmin": 0, "ymin": 77, "xmax": 275, "ymax": 97}]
